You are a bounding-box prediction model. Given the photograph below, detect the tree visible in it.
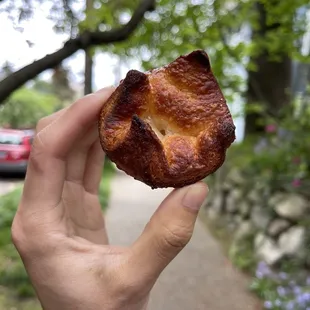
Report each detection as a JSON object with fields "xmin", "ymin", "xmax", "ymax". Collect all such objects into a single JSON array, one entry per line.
[
  {"xmin": 84, "ymin": 0, "xmax": 94, "ymax": 95},
  {"xmin": 1, "ymin": 0, "xmax": 309, "ymax": 137},
  {"xmin": 0, "ymin": 62, "xmax": 14, "ymax": 80},
  {"xmin": 106, "ymin": 0, "xmax": 310, "ymax": 136},
  {"xmin": 245, "ymin": 1, "xmax": 295, "ymax": 134},
  {"xmin": 0, "ymin": 87, "xmax": 58, "ymax": 128},
  {"xmin": 0, "ymin": 0, "xmax": 155, "ymax": 104},
  {"xmin": 51, "ymin": 65, "xmax": 74, "ymax": 102}
]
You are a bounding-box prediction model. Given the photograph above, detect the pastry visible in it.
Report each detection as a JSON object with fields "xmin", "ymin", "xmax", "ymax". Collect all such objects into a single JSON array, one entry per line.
[{"xmin": 99, "ymin": 50, "xmax": 235, "ymax": 188}]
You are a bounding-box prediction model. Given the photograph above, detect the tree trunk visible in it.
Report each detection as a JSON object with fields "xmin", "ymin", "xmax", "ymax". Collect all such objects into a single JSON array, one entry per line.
[
  {"xmin": 245, "ymin": 2, "xmax": 292, "ymax": 136},
  {"xmin": 84, "ymin": 0, "xmax": 94, "ymax": 95},
  {"xmin": 84, "ymin": 50, "xmax": 93, "ymax": 95}
]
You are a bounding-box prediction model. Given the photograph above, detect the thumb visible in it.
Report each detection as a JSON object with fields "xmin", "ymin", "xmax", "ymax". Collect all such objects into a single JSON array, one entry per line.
[{"xmin": 130, "ymin": 182, "xmax": 208, "ymax": 281}]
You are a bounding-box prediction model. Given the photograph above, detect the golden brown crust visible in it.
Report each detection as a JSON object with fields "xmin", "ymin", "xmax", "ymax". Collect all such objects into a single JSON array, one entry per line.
[{"xmin": 99, "ymin": 50, "xmax": 236, "ymax": 188}]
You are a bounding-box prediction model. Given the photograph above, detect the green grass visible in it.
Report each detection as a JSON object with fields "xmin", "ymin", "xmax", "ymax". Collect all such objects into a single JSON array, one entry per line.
[{"xmin": 0, "ymin": 161, "xmax": 115, "ymax": 308}]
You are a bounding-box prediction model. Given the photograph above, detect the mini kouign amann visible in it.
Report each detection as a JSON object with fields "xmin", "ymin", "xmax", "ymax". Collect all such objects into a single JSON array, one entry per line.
[{"xmin": 98, "ymin": 50, "xmax": 236, "ymax": 189}]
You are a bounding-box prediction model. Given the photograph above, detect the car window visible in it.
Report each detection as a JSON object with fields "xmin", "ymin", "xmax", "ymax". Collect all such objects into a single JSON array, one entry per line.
[{"xmin": 0, "ymin": 133, "xmax": 22, "ymax": 145}]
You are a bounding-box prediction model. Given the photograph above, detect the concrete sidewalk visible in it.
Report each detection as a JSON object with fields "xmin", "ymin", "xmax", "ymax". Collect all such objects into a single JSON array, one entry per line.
[
  {"xmin": 0, "ymin": 180, "xmax": 21, "ymax": 196},
  {"xmin": 105, "ymin": 172, "xmax": 261, "ymax": 310}
]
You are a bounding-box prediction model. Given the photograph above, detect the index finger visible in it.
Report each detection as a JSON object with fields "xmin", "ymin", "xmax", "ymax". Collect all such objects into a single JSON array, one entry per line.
[{"xmin": 21, "ymin": 87, "xmax": 114, "ymax": 211}]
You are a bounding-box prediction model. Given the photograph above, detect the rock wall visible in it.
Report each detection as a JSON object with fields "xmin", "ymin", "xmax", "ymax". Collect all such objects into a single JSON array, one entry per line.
[{"xmin": 204, "ymin": 167, "xmax": 310, "ymax": 267}]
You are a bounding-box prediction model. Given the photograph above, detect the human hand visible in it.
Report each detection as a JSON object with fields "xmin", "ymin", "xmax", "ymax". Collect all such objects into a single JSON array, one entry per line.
[{"xmin": 12, "ymin": 87, "xmax": 208, "ymax": 310}]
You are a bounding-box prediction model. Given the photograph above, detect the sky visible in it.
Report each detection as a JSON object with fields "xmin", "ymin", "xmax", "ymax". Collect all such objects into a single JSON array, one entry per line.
[
  {"xmin": 0, "ymin": 4, "xmax": 140, "ymax": 90},
  {"xmin": 0, "ymin": 4, "xmax": 244, "ymax": 141}
]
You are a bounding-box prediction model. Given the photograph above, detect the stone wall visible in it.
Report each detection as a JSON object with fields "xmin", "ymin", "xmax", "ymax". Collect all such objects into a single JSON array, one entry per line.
[{"xmin": 204, "ymin": 167, "xmax": 310, "ymax": 268}]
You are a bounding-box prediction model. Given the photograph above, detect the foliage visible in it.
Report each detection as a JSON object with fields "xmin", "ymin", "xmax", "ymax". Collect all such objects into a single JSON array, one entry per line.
[
  {"xmin": 104, "ymin": 0, "xmax": 310, "ymax": 136},
  {"xmin": 51, "ymin": 65, "xmax": 75, "ymax": 103},
  {"xmin": 251, "ymin": 261, "xmax": 310, "ymax": 310},
  {"xmin": 0, "ymin": 288, "xmax": 41, "ymax": 310},
  {"xmin": 226, "ymin": 104, "xmax": 310, "ymax": 197},
  {"xmin": 0, "ymin": 0, "xmax": 81, "ymax": 36},
  {"xmin": 1, "ymin": 0, "xmax": 309, "ymax": 134},
  {"xmin": 2, "ymin": 0, "xmax": 309, "ymax": 90},
  {"xmin": 0, "ymin": 187, "xmax": 23, "ymax": 246},
  {"xmin": 0, "ymin": 87, "xmax": 59, "ymax": 128},
  {"xmin": 0, "ymin": 0, "xmax": 147, "ymax": 48},
  {"xmin": 107, "ymin": 0, "xmax": 310, "ymax": 95},
  {"xmin": 0, "ymin": 162, "xmax": 115, "ymax": 302},
  {"xmin": 0, "ymin": 186, "xmax": 35, "ymax": 298},
  {"xmin": 229, "ymin": 232, "xmax": 257, "ymax": 273},
  {"xmin": 220, "ymin": 101, "xmax": 310, "ymax": 308},
  {"xmin": 99, "ymin": 158, "xmax": 116, "ymax": 210},
  {"xmin": 0, "ymin": 62, "xmax": 14, "ymax": 80}
]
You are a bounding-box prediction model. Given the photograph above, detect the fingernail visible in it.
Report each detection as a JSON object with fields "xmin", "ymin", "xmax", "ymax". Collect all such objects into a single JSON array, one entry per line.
[{"xmin": 182, "ymin": 182, "xmax": 208, "ymax": 211}]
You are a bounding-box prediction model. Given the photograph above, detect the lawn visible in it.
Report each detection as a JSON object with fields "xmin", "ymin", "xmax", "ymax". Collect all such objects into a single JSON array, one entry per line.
[{"xmin": 0, "ymin": 160, "xmax": 115, "ymax": 309}]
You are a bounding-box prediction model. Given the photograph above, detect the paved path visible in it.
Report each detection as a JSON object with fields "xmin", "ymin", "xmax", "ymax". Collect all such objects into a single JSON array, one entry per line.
[
  {"xmin": 0, "ymin": 179, "xmax": 21, "ymax": 196},
  {"xmin": 106, "ymin": 172, "xmax": 262, "ymax": 310}
]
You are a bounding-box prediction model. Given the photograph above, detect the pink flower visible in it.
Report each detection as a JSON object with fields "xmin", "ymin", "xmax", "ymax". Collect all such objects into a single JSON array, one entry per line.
[
  {"xmin": 292, "ymin": 179, "xmax": 301, "ymax": 188},
  {"xmin": 265, "ymin": 124, "xmax": 277, "ymax": 133}
]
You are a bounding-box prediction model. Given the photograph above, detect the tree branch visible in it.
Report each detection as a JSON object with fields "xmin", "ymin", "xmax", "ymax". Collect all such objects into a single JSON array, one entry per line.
[{"xmin": 0, "ymin": 0, "xmax": 155, "ymax": 105}]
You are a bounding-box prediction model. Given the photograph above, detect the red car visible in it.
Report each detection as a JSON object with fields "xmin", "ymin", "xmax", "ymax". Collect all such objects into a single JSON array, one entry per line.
[{"xmin": 0, "ymin": 128, "xmax": 35, "ymax": 174}]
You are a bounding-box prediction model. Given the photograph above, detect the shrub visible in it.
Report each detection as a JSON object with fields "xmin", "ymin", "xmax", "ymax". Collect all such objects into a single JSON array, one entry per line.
[{"xmin": 227, "ymin": 106, "xmax": 310, "ymax": 197}]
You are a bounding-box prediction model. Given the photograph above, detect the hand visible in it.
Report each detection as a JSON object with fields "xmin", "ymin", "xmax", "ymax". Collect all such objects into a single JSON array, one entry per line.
[{"xmin": 12, "ymin": 87, "xmax": 208, "ymax": 310}]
